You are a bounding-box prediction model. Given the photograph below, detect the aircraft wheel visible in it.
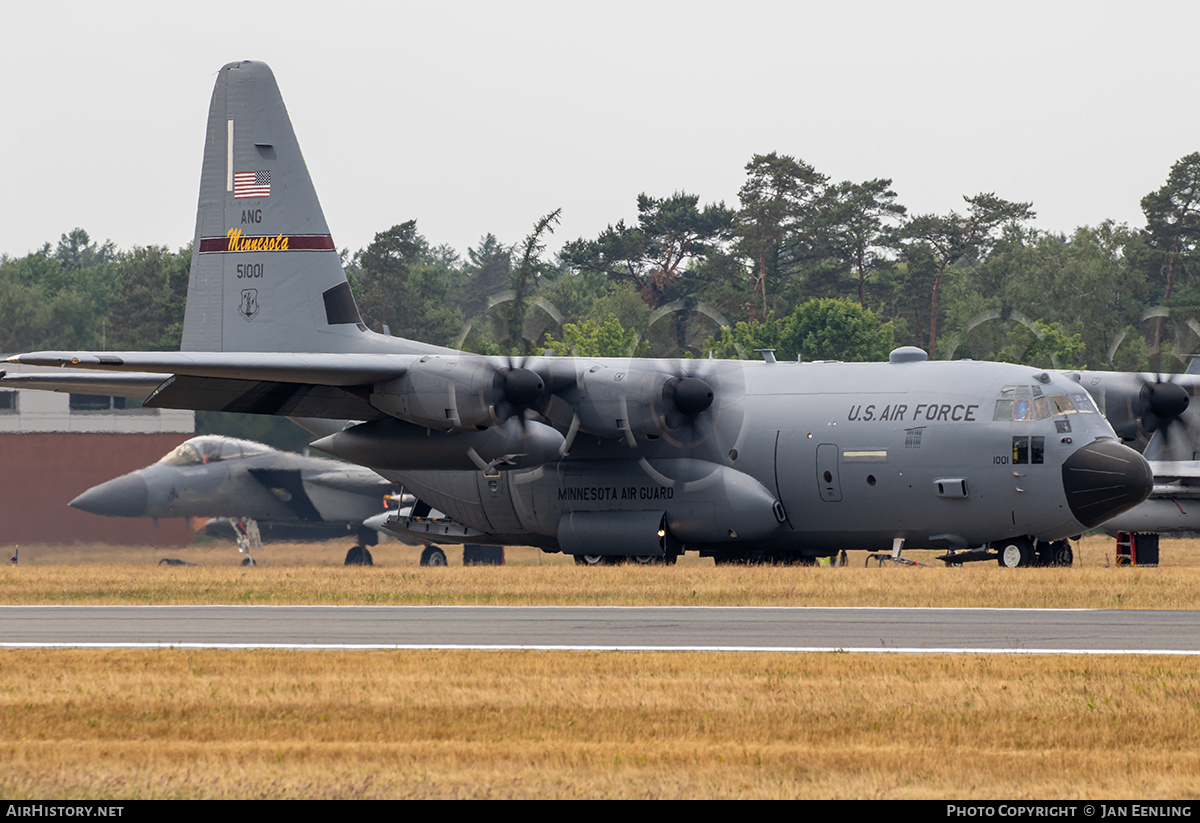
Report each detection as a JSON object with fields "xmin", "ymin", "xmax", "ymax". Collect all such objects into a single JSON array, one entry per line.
[
  {"xmin": 420, "ymin": 546, "xmax": 447, "ymax": 567},
  {"xmin": 576, "ymin": 554, "xmax": 607, "ymax": 566},
  {"xmin": 1053, "ymin": 541, "xmax": 1074, "ymax": 567},
  {"xmin": 241, "ymin": 556, "xmax": 256, "ymax": 567},
  {"xmin": 996, "ymin": 538, "xmax": 1036, "ymax": 568},
  {"xmin": 345, "ymin": 546, "xmax": 371, "ymax": 566},
  {"xmin": 631, "ymin": 555, "xmax": 658, "ymax": 565}
]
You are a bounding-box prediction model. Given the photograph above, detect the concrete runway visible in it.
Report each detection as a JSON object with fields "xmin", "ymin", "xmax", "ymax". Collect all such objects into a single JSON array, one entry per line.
[{"xmin": 2, "ymin": 605, "xmax": 1199, "ymax": 653}]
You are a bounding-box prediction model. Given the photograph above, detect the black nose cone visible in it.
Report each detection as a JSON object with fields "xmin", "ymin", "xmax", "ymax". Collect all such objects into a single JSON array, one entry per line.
[
  {"xmin": 1061, "ymin": 439, "xmax": 1153, "ymax": 529},
  {"xmin": 70, "ymin": 474, "xmax": 149, "ymax": 518}
]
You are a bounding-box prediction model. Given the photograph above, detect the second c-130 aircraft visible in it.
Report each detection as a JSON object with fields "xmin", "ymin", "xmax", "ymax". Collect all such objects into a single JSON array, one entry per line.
[{"xmin": 4, "ymin": 61, "xmax": 1155, "ymax": 567}]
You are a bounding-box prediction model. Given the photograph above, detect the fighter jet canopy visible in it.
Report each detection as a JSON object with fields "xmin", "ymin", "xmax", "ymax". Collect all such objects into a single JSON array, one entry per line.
[{"xmin": 158, "ymin": 436, "xmax": 272, "ymax": 466}]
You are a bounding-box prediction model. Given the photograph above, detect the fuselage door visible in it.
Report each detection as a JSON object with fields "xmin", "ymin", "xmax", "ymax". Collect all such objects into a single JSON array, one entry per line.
[{"xmin": 816, "ymin": 444, "xmax": 842, "ymax": 502}]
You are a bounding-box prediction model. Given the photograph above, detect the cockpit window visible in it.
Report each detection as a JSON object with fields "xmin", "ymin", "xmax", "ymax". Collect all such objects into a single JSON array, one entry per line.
[
  {"xmin": 994, "ymin": 385, "xmax": 1096, "ymax": 422},
  {"xmin": 994, "ymin": 385, "xmax": 1052, "ymax": 422},
  {"xmin": 159, "ymin": 436, "xmax": 269, "ymax": 466},
  {"xmin": 161, "ymin": 442, "xmax": 204, "ymax": 466},
  {"xmin": 238, "ymin": 441, "xmax": 271, "ymax": 457},
  {"xmin": 1070, "ymin": 393, "xmax": 1097, "ymax": 413}
]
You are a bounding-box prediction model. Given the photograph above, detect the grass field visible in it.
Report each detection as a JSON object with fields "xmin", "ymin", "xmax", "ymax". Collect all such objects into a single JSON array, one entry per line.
[
  {"xmin": 2, "ymin": 534, "xmax": 1198, "ymax": 799},
  {"xmin": 2, "ymin": 649, "xmax": 1198, "ymax": 799},
  {"xmin": 3, "ymin": 535, "xmax": 1200, "ymax": 609}
]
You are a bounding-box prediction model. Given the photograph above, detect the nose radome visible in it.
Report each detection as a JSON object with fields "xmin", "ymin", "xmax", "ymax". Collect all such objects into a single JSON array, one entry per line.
[
  {"xmin": 1061, "ymin": 439, "xmax": 1153, "ymax": 529},
  {"xmin": 69, "ymin": 474, "xmax": 150, "ymax": 518}
]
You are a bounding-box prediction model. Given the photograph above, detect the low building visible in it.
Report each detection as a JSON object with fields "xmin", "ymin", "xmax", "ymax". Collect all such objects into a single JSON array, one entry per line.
[{"xmin": 0, "ymin": 366, "xmax": 195, "ymax": 547}]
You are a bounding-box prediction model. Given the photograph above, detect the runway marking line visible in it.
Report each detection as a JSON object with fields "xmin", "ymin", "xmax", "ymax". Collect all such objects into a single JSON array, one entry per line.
[{"xmin": 3, "ymin": 643, "xmax": 1200, "ymax": 655}]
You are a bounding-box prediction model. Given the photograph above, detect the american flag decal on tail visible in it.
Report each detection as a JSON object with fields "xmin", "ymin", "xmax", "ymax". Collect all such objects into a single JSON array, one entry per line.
[{"xmin": 234, "ymin": 170, "xmax": 270, "ymax": 199}]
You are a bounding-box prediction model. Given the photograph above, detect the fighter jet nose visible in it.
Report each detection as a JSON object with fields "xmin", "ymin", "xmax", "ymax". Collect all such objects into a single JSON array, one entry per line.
[
  {"xmin": 70, "ymin": 474, "xmax": 150, "ymax": 517},
  {"xmin": 1061, "ymin": 439, "xmax": 1153, "ymax": 529}
]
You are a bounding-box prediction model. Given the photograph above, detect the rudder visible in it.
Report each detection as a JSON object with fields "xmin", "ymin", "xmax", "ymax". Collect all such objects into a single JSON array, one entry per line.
[{"xmin": 182, "ymin": 61, "xmax": 370, "ymax": 353}]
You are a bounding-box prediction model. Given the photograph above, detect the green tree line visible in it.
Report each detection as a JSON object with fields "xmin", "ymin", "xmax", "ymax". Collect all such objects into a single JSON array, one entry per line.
[{"xmin": 6, "ymin": 152, "xmax": 1200, "ymax": 376}]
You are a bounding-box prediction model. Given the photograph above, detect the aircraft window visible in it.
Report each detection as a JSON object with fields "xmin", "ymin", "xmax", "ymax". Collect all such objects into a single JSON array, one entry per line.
[
  {"xmin": 218, "ymin": 440, "xmax": 246, "ymax": 460},
  {"xmin": 160, "ymin": 443, "xmax": 203, "ymax": 466},
  {"xmin": 1049, "ymin": 395, "xmax": 1076, "ymax": 415},
  {"xmin": 1070, "ymin": 393, "xmax": 1097, "ymax": 413},
  {"xmin": 1012, "ymin": 436, "xmax": 1030, "ymax": 464},
  {"xmin": 160, "ymin": 436, "xmax": 252, "ymax": 465},
  {"xmin": 190, "ymin": 437, "xmax": 234, "ymax": 463},
  {"xmin": 238, "ymin": 441, "xmax": 271, "ymax": 457},
  {"xmin": 996, "ymin": 395, "xmax": 1051, "ymax": 422},
  {"xmin": 1055, "ymin": 419, "xmax": 1072, "ymax": 434},
  {"xmin": 995, "ymin": 386, "xmax": 1049, "ymax": 421},
  {"xmin": 1031, "ymin": 436, "xmax": 1045, "ymax": 465}
]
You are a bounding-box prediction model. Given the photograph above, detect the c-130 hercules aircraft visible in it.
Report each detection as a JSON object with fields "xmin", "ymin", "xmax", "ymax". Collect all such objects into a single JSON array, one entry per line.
[{"xmin": 5, "ymin": 61, "xmax": 1155, "ymax": 567}]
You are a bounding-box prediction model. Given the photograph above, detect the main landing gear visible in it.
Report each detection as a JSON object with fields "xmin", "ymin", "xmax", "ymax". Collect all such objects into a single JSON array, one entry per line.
[
  {"xmin": 938, "ymin": 537, "xmax": 1075, "ymax": 567},
  {"xmin": 420, "ymin": 544, "xmax": 447, "ymax": 566},
  {"xmin": 345, "ymin": 525, "xmax": 379, "ymax": 566},
  {"xmin": 573, "ymin": 553, "xmax": 677, "ymax": 565},
  {"xmin": 344, "ymin": 545, "xmax": 374, "ymax": 566}
]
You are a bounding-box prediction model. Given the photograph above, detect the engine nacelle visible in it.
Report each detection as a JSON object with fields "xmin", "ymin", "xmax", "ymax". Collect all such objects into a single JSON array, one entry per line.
[
  {"xmin": 310, "ymin": 416, "xmax": 564, "ymax": 471},
  {"xmin": 369, "ymin": 356, "xmax": 545, "ymax": 433},
  {"xmin": 574, "ymin": 364, "xmax": 713, "ymax": 440}
]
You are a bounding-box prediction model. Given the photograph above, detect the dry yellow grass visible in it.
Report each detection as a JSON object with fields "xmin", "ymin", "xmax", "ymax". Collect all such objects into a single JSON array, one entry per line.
[
  {"xmin": 3, "ymin": 535, "xmax": 1200, "ymax": 608},
  {"xmin": 1, "ymin": 649, "xmax": 1198, "ymax": 799},
  {"xmin": 4, "ymin": 536, "xmax": 1199, "ymax": 799}
]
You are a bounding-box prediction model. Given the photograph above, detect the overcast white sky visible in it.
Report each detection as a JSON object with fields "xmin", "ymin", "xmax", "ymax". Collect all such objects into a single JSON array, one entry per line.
[{"xmin": 2, "ymin": 1, "xmax": 1196, "ymax": 261}]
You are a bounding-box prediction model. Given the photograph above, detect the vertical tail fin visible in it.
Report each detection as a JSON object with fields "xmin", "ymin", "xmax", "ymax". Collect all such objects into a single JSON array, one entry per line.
[{"xmin": 182, "ymin": 60, "xmax": 370, "ymax": 353}]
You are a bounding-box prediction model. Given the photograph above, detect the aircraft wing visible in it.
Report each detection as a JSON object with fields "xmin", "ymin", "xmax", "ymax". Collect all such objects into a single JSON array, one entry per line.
[
  {"xmin": 302, "ymin": 467, "xmax": 394, "ymax": 494},
  {"xmin": 0, "ymin": 371, "xmax": 167, "ymax": 399},
  {"xmin": 5, "ymin": 351, "xmax": 411, "ymax": 385},
  {"xmin": 1102, "ymin": 459, "xmax": 1200, "ymax": 533},
  {"xmin": 6, "ymin": 351, "xmax": 415, "ymax": 421},
  {"xmin": 288, "ymin": 417, "xmax": 357, "ymax": 439},
  {"xmin": 1147, "ymin": 460, "xmax": 1200, "ymax": 498},
  {"xmin": 1149, "ymin": 461, "xmax": 1200, "ymax": 480}
]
